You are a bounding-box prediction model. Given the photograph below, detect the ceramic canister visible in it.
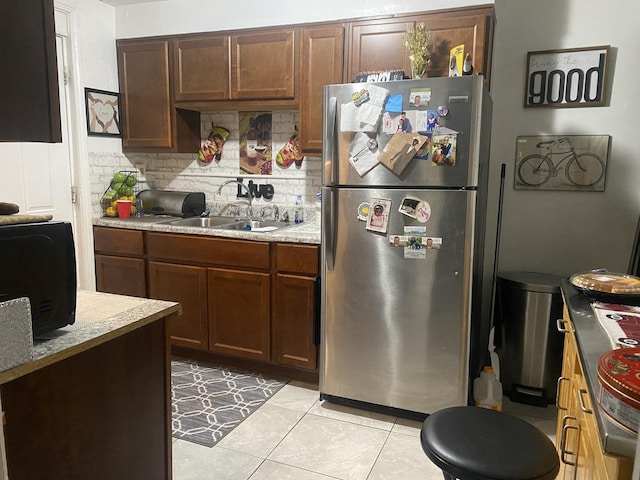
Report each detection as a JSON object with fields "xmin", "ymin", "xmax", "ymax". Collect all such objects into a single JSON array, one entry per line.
[{"xmin": 597, "ymin": 347, "xmax": 640, "ymax": 434}]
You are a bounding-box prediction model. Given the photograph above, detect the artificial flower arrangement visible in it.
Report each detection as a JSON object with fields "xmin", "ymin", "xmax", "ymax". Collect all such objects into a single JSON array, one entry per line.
[{"xmin": 404, "ymin": 23, "xmax": 432, "ymax": 79}]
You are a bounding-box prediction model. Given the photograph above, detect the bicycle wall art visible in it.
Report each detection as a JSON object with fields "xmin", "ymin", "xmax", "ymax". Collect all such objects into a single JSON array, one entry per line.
[{"xmin": 514, "ymin": 135, "xmax": 610, "ymax": 191}]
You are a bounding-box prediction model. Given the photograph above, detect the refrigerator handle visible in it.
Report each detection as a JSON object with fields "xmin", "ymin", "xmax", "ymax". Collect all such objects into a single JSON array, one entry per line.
[
  {"xmin": 322, "ymin": 96, "xmax": 337, "ymax": 185},
  {"xmin": 322, "ymin": 187, "xmax": 336, "ymax": 271}
]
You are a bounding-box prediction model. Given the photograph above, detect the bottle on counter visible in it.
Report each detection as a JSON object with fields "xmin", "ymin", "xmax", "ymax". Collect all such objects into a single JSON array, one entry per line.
[
  {"xmin": 294, "ymin": 195, "xmax": 304, "ymax": 224},
  {"xmin": 473, "ymin": 365, "xmax": 503, "ymax": 411}
]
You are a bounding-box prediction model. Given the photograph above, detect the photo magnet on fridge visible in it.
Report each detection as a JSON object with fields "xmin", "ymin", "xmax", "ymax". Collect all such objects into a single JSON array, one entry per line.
[{"xmin": 366, "ymin": 198, "xmax": 392, "ymax": 233}]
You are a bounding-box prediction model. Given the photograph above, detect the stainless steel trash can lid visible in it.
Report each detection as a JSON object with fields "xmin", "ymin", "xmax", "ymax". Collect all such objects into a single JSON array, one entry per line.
[{"xmin": 497, "ymin": 272, "xmax": 562, "ymax": 294}]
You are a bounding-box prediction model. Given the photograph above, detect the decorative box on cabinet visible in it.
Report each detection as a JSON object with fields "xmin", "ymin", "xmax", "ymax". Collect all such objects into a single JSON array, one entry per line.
[
  {"xmin": 93, "ymin": 227, "xmax": 146, "ymax": 298},
  {"xmin": 272, "ymin": 243, "xmax": 320, "ymax": 371},
  {"xmin": 117, "ymin": 38, "xmax": 200, "ymax": 152},
  {"xmin": 556, "ymin": 308, "xmax": 633, "ymax": 480}
]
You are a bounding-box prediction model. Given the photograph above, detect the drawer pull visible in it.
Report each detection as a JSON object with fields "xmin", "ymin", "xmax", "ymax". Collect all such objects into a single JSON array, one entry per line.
[
  {"xmin": 559, "ymin": 415, "xmax": 578, "ymax": 466},
  {"xmin": 556, "ymin": 318, "xmax": 571, "ymax": 333},
  {"xmin": 556, "ymin": 376, "xmax": 570, "ymax": 411},
  {"xmin": 577, "ymin": 388, "xmax": 593, "ymax": 414}
]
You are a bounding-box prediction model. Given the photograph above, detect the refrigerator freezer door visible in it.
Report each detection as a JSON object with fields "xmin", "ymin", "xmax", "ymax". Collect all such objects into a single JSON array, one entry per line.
[
  {"xmin": 323, "ymin": 76, "xmax": 486, "ymax": 188},
  {"xmin": 320, "ymin": 187, "xmax": 475, "ymax": 414}
]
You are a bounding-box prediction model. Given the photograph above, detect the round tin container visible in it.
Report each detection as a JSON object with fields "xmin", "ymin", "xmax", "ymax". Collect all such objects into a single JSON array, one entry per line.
[{"xmin": 597, "ymin": 348, "xmax": 640, "ymax": 434}]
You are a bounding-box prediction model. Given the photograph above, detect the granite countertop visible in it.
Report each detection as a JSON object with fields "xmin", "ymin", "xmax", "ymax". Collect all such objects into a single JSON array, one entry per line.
[
  {"xmin": 0, "ymin": 290, "xmax": 180, "ymax": 385},
  {"xmin": 561, "ymin": 280, "xmax": 637, "ymax": 458},
  {"xmin": 93, "ymin": 215, "xmax": 321, "ymax": 245}
]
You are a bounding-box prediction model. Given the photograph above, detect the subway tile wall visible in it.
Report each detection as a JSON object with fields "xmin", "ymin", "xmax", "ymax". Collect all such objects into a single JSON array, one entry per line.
[{"xmin": 90, "ymin": 110, "xmax": 322, "ymax": 220}]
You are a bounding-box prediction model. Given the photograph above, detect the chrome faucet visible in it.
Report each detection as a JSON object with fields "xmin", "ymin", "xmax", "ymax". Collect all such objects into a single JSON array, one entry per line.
[
  {"xmin": 260, "ymin": 205, "xmax": 279, "ymax": 222},
  {"xmin": 217, "ymin": 179, "xmax": 253, "ymax": 219}
]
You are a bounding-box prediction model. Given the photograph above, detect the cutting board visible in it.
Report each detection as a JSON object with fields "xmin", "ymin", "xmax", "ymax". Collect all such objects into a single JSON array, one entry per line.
[{"xmin": 0, "ymin": 214, "xmax": 53, "ymax": 226}]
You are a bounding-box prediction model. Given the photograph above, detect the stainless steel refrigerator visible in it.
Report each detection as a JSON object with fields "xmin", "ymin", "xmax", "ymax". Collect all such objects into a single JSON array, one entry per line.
[{"xmin": 320, "ymin": 75, "xmax": 494, "ymax": 415}]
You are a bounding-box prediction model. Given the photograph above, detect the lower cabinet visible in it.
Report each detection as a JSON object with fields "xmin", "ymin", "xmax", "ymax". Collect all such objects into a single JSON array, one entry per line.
[
  {"xmin": 94, "ymin": 227, "xmax": 146, "ymax": 297},
  {"xmin": 208, "ymin": 268, "xmax": 271, "ymax": 361},
  {"xmin": 93, "ymin": 227, "xmax": 319, "ymax": 374},
  {"xmin": 556, "ymin": 307, "xmax": 633, "ymax": 480},
  {"xmin": 148, "ymin": 261, "xmax": 208, "ymax": 351}
]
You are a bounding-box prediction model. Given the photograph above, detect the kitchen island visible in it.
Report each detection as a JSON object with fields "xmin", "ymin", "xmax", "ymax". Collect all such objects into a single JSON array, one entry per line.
[
  {"xmin": 558, "ymin": 281, "xmax": 636, "ymax": 479},
  {"xmin": 0, "ymin": 290, "xmax": 180, "ymax": 480}
]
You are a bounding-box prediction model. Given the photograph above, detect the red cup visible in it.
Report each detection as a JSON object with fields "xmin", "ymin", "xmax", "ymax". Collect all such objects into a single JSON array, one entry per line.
[{"xmin": 116, "ymin": 200, "xmax": 132, "ymax": 219}]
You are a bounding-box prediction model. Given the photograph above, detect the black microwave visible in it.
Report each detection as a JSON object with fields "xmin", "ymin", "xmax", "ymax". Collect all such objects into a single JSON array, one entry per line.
[{"xmin": 0, "ymin": 221, "xmax": 77, "ymax": 337}]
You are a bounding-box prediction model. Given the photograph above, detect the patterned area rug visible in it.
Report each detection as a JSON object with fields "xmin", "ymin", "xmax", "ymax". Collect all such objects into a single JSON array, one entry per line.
[{"xmin": 171, "ymin": 359, "xmax": 287, "ymax": 447}]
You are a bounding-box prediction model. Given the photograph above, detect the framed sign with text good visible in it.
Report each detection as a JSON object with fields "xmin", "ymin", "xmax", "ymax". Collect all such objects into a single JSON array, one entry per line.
[{"xmin": 524, "ymin": 45, "xmax": 610, "ymax": 108}]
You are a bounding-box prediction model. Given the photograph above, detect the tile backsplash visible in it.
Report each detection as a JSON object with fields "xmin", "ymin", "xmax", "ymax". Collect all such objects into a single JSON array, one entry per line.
[{"xmin": 90, "ymin": 110, "xmax": 321, "ymax": 221}]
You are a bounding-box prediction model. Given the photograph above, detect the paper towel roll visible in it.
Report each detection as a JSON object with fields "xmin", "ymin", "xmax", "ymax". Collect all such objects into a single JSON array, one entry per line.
[{"xmin": 0, "ymin": 297, "xmax": 34, "ymax": 372}]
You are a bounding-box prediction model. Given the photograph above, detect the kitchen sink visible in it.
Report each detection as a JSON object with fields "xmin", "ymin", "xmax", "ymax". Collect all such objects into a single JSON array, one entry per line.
[
  {"xmin": 166, "ymin": 216, "xmax": 240, "ymax": 228},
  {"xmin": 218, "ymin": 220, "xmax": 288, "ymax": 231}
]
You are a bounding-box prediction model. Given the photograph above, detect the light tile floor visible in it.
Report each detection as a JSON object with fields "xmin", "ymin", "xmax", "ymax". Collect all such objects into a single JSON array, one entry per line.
[{"xmin": 172, "ymin": 382, "xmax": 557, "ymax": 480}]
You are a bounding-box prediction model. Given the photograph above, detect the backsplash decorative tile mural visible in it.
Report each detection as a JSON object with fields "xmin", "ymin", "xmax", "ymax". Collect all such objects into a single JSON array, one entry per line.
[{"xmin": 89, "ymin": 110, "xmax": 321, "ymax": 220}]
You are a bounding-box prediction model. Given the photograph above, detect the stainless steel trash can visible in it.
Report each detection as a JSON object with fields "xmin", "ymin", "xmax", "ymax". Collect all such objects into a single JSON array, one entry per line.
[{"xmin": 494, "ymin": 272, "xmax": 564, "ymax": 406}]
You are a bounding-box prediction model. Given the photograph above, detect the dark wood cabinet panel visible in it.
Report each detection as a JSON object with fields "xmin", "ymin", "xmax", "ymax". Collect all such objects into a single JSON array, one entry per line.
[
  {"xmin": 276, "ymin": 243, "xmax": 319, "ymax": 276},
  {"xmin": 1, "ymin": 320, "xmax": 170, "ymax": 480},
  {"xmin": 117, "ymin": 39, "xmax": 200, "ymax": 152},
  {"xmin": 231, "ymin": 29, "xmax": 297, "ymax": 100},
  {"xmin": 0, "ymin": 0, "xmax": 61, "ymax": 143},
  {"xmin": 208, "ymin": 268, "xmax": 271, "ymax": 361},
  {"xmin": 420, "ymin": 12, "xmax": 493, "ymax": 80},
  {"xmin": 273, "ymin": 273, "xmax": 318, "ymax": 370},
  {"xmin": 94, "ymin": 226, "xmax": 144, "ymax": 256},
  {"xmin": 149, "ymin": 261, "xmax": 208, "ymax": 350},
  {"xmin": 117, "ymin": 40, "xmax": 173, "ymax": 149},
  {"xmin": 173, "ymin": 35, "xmax": 230, "ymax": 101},
  {"xmin": 95, "ymin": 254, "xmax": 146, "ymax": 298},
  {"xmin": 147, "ymin": 232, "xmax": 270, "ymax": 270},
  {"xmin": 348, "ymin": 20, "xmax": 415, "ymax": 82},
  {"xmin": 348, "ymin": 7, "xmax": 493, "ymax": 84},
  {"xmin": 299, "ymin": 26, "xmax": 345, "ymax": 154}
]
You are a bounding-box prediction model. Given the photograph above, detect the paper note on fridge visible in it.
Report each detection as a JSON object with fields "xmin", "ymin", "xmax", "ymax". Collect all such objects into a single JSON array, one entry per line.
[
  {"xmin": 340, "ymin": 84, "xmax": 390, "ymax": 132},
  {"xmin": 378, "ymin": 133, "xmax": 427, "ymax": 175},
  {"xmin": 349, "ymin": 133, "xmax": 380, "ymax": 176}
]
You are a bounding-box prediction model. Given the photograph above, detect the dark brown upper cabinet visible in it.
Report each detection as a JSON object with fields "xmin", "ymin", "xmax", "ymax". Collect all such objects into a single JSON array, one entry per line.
[{"xmin": 0, "ymin": 0, "xmax": 61, "ymax": 143}]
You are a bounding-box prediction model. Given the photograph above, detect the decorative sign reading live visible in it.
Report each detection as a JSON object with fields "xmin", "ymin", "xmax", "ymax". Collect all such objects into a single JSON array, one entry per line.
[{"xmin": 524, "ymin": 45, "xmax": 610, "ymax": 108}]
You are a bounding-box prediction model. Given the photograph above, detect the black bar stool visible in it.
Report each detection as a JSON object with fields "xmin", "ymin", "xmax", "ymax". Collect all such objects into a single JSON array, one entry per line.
[{"xmin": 420, "ymin": 406, "xmax": 559, "ymax": 480}]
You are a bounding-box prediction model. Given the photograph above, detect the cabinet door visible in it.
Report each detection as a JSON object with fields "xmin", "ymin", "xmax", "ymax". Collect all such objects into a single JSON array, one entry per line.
[
  {"xmin": 420, "ymin": 13, "xmax": 493, "ymax": 81},
  {"xmin": 0, "ymin": 0, "xmax": 61, "ymax": 142},
  {"xmin": 299, "ymin": 26, "xmax": 345, "ymax": 154},
  {"xmin": 273, "ymin": 273, "xmax": 318, "ymax": 370},
  {"xmin": 173, "ymin": 36, "xmax": 230, "ymax": 101},
  {"xmin": 117, "ymin": 40, "xmax": 173, "ymax": 149},
  {"xmin": 149, "ymin": 261, "xmax": 208, "ymax": 351},
  {"xmin": 95, "ymin": 254, "xmax": 146, "ymax": 298},
  {"xmin": 208, "ymin": 268, "xmax": 271, "ymax": 361},
  {"xmin": 348, "ymin": 20, "xmax": 415, "ymax": 82},
  {"xmin": 231, "ymin": 30, "xmax": 296, "ymax": 99}
]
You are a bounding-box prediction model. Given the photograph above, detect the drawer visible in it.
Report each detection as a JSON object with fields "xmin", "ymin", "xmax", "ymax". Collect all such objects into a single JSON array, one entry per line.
[
  {"xmin": 147, "ymin": 232, "xmax": 270, "ymax": 270},
  {"xmin": 276, "ymin": 243, "xmax": 319, "ymax": 275},
  {"xmin": 93, "ymin": 226, "xmax": 144, "ymax": 256}
]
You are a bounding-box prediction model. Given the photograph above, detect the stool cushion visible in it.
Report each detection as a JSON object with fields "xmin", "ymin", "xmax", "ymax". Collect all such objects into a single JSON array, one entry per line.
[{"xmin": 421, "ymin": 406, "xmax": 559, "ymax": 480}]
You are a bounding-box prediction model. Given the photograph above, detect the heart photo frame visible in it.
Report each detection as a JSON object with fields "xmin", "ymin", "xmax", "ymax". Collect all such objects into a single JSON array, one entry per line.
[{"xmin": 84, "ymin": 87, "xmax": 122, "ymax": 137}]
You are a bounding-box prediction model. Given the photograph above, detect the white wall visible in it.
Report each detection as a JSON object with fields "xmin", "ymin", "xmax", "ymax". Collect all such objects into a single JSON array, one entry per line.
[
  {"xmin": 488, "ymin": 0, "xmax": 640, "ymax": 276},
  {"xmin": 114, "ymin": 0, "xmax": 491, "ymax": 38}
]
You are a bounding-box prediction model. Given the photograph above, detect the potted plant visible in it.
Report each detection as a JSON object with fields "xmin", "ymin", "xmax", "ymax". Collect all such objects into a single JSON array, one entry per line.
[{"xmin": 404, "ymin": 23, "xmax": 432, "ymax": 79}]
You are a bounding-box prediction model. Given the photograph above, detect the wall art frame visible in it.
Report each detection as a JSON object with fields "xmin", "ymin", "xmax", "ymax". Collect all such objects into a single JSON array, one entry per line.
[
  {"xmin": 524, "ymin": 45, "xmax": 610, "ymax": 108},
  {"xmin": 84, "ymin": 87, "xmax": 122, "ymax": 137},
  {"xmin": 514, "ymin": 134, "xmax": 610, "ymax": 191}
]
